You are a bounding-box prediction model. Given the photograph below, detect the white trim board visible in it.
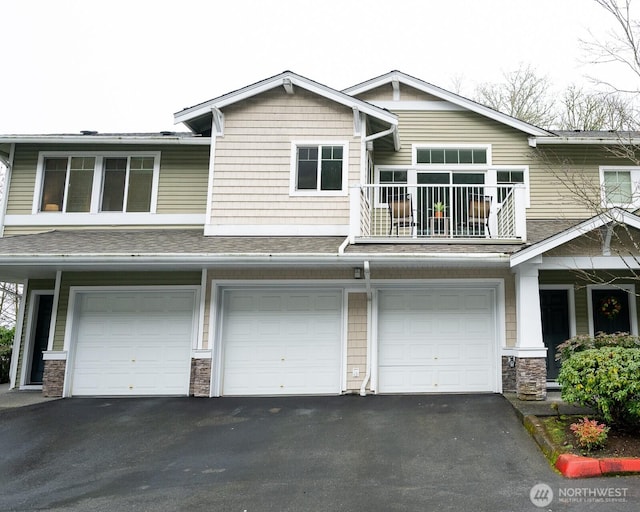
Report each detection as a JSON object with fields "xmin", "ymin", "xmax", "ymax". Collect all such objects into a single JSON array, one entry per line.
[{"xmin": 5, "ymin": 213, "xmax": 205, "ymax": 226}]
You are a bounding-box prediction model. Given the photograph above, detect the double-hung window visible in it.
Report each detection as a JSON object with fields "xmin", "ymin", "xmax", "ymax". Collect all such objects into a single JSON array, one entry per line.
[
  {"xmin": 601, "ymin": 167, "xmax": 640, "ymax": 207},
  {"xmin": 36, "ymin": 152, "xmax": 159, "ymax": 214},
  {"xmin": 291, "ymin": 142, "xmax": 348, "ymax": 195}
]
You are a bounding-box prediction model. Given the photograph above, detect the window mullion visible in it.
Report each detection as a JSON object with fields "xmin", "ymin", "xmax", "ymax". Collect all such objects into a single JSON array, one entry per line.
[
  {"xmin": 62, "ymin": 157, "xmax": 71, "ymax": 213},
  {"xmin": 123, "ymin": 156, "xmax": 131, "ymax": 213},
  {"xmin": 317, "ymin": 145, "xmax": 323, "ymax": 191},
  {"xmin": 90, "ymin": 156, "xmax": 103, "ymax": 214}
]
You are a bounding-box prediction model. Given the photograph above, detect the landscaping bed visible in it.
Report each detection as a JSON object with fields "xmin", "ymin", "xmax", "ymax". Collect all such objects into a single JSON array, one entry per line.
[{"xmin": 541, "ymin": 415, "xmax": 640, "ymax": 458}]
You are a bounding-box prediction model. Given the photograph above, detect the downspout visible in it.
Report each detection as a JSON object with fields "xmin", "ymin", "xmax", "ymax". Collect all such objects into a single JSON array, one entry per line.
[
  {"xmin": 364, "ymin": 124, "xmax": 399, "ymax": 152},
  {"xmin": 360, "ymin": 260, "xmax": 372, "ymax": 396}
]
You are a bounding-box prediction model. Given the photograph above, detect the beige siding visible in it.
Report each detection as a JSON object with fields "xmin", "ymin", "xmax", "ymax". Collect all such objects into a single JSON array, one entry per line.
[
  {"xmin": 15, "ymin": 279, "xmax": 55, "ymax": 384},
  {"xmin": 210, "ymin": 88, "xmax": 361, "ymax": 227},
  {"xmin": 52, "ymin": 271, "xmax": 201, "ymax": 350},
  {"xmin": 354, "ymin": 84, "xmax": 444, "ymax": 103},
  {"xmin": 346, "ymin": 293, "xmax": 368, "ymax": 391},
  {"xmin": 4, "ymin": 144, "xmax": 208, "ymax": 231}
]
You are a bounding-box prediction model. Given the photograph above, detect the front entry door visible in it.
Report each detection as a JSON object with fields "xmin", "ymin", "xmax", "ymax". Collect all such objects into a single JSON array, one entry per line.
[
  {"xmin": 592, "ymin": 288, "xmax": 631, "ymax": 334},
  {"xmin": 540, "ymin": 289, "xmax": 570, "ymax": 381},
  {"xmin": 29, "ymin": 294, "xmax": 53, "ymax": 384}
]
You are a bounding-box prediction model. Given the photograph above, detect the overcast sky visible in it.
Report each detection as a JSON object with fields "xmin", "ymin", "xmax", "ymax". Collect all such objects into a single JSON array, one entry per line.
[{"xmin": 0, "ymin": 0, "xmax": 635, "ymax": 135}]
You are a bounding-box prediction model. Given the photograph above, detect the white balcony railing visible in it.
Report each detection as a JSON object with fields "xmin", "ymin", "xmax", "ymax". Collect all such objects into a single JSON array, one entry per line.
[{"xmin": 349, "ymin": 183, "xmax": 527, "ymax": 241}]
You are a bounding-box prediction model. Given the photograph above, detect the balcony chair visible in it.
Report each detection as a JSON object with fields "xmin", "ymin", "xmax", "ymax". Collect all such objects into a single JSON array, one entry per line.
[
  {"xmin": 388, "ymin": 194, "xmax": 415, "ymax": 236},
  {"xmin": 468, "ymin": 195, "xmax": 491, "ymax": 237}
]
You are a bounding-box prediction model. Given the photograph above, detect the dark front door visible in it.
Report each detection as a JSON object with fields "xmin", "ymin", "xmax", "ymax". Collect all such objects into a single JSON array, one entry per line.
[
  {"xmin": 540, "ymin": 289, "xmax": 570, "ymax": 381},
  {"xmin": 592, "ymin": 288, "xmax": 631, "ymax": 335},
  {"xmin": 29, "ymin": 294, "xmax": 53, "ymax": 384}
]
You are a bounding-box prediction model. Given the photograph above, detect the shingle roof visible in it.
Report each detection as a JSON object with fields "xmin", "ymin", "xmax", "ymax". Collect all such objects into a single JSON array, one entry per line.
[{"xmin": 0, "ymin": 220, "xmax": 580, "ymax": 259}]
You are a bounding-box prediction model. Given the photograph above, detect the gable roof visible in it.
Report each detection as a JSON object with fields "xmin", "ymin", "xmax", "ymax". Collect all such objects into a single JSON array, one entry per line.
[
  {"xmin": 510, "ymin": 208, "xmax": 640, "ymax": 267},
  {"xmin": 343, "ymin": 70, "xmax": 552, "ymax": 137},
  {"xmin": 174, "ymin": 70, "xmax": 398, "ymax": 136}
]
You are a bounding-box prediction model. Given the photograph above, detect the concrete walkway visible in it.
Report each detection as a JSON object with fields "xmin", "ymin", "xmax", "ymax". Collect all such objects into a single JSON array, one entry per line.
[
  {"xmin": 0, "ymin": 382, "xmax": 59, "ymax": 410},
  {"xmin": 504, "ymin": 391, "xmax": 594, "ymax": 420}
]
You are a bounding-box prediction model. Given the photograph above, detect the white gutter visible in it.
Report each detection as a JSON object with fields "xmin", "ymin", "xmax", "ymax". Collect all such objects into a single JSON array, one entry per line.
[
  {"xmin": 529, "ymin": 136, "xmax": 640, "ymax": 146},
  {"xmin": 364, "ymin": 124, "xmax": 400, "ymax": 152},
  {"xmin": 360, "ymin": 261, "xmax": 372, "ymax": 396},
  {"xmin": 0, "ymin": 136, "xmax": 211, "ymax": 145},
  {"xmin": 0, "ymin": 143, "xmax": 15, "ymax": 237}
]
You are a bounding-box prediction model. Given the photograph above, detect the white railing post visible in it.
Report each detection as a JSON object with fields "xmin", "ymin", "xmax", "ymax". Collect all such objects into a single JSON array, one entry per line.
[
  {"xmin": 514, "ymin": 185, "xmax": 527, "ymax": 241},
  {"xmin": 349, "ymin": 184, "xmax": 362, "ymax": 240}
]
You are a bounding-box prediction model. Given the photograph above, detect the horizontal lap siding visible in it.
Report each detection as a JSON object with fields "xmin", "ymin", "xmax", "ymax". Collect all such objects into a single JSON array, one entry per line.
[
  {"xmin": 4, "ymin": 144, "xmax": 208, "ymax": 234},
  {"xmin": 52, "ymin": 271, "xmax": 201, "ymax": 351},
  {"xmin": 528, "ymin": 146, "xmax": 631, "ymax": 219},
  {"xmin": 210, "ymin": 88, "xmax": 360, "ymax": 227}
]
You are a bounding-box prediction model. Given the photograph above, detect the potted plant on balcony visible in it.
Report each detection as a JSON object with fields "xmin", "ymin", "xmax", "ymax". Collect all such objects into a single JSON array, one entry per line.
[{"xmin": 433, "ymin": 201, "xmax": 447, "ymax": 218}]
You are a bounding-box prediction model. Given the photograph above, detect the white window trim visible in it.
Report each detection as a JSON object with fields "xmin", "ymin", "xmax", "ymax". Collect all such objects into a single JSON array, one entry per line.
[
  {"xmin": 33, "ymin": 151, "xmax": 161, "ymax": 214},
  {"xmin": 599, "ymin": 166, "xmax": 640, "ymax": 208},
  {"xmin": 372, "ymin": 163, "xmax": 530, "ymax": 208},
  {"xmin": 411, "ymin": 143, "xmax": 493, "ymax": 167},
  {"xmin": 586, "ymin": 284, "xmax": 638, "ymax": 336},
  {"xmin": 289, "ymin": 141, "xmax": 349, "ymax": 197}
]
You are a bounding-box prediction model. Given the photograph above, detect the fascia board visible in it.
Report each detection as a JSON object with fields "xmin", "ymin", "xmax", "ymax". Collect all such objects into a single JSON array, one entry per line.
[
  {"xmin": 0, "ymin": 136, "xmax": 211, "ymax": 145},
  {"xmin": 344, "ymin": 71, "xmax": 550, "ymax": 137},
  {"xmin": 0, "ymin": 252, "xmax": 509, "ymax": 267},
  {"xmin": 174, "ymin": 72, "xmax": 397, "ymax": 127},
  {"xmin": 510, "ymin": 208, "xmax": 640, "ymax": 267},
  {"xmin": 532, "ymin": 136, "xmax": 640, "ymax": 145}
]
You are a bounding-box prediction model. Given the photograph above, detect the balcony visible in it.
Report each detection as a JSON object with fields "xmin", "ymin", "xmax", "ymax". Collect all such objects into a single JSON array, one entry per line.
[{"xmin": 349, "ymin": 183, "xmax": 527, "ymax": 242}]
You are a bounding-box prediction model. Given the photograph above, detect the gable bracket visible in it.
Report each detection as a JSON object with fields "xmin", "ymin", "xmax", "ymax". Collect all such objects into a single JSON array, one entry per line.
[
  {"xmin": 283, "ymin": 78, "xmax": 294, "ymax": 95},
  {"xmin": 391, "ymin": 78, "xmax": 400, "ymax": 101},
  {"xmin": 211, "ymin": 107, "xmax": 224, "ymax": 136},
  {"xmin": 602, "ymin": 224, "xmax": 614, "ymax": 256},
  {"xmin": 352, "ymin": 107, "xmax": 362, "ymax": 136}
]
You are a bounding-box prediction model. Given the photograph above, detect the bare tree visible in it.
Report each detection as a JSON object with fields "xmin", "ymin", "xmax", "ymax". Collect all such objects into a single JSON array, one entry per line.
[
  {"xmin": 474, "ymin": 64, "xmax": 557, "ymax": 128},
  {"xmin": 559, "ymin": 85, "xmax": 635, "ymax": 130},
  {"xmin": 582, "ymin": 0, "xmax": 640, "ymax": 94}
]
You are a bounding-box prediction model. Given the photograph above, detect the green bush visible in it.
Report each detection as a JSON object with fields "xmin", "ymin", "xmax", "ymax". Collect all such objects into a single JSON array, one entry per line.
[
  {"xmin": 555, "ymin": 332, "xmax": 640, "ymax": 362},
  {"xmin": 558, "ymin": 346, "xmax": 640, "ymax": 428},
  {"xmin": 0, "ymin": 326, "xmax": 14, "ymax": 384}
]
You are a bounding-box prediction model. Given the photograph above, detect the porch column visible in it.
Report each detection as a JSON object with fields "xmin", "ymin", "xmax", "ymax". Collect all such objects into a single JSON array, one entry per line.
[{"xmin": 513, "ymin": 263, "xmax": 547, "ymax": 400}]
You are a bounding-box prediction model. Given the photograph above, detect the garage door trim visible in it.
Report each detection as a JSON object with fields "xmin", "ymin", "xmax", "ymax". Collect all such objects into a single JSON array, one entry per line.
[
  {"xmin": 63, "ymin": 285, "xmax": 201, "ymax": 397},
  {"xmin": 211, "ymin": 285, "xmax": 347, "ymax": 397},
  {"xmin": 372, "ymin": 280, "xmax": 505, "ymax": 394}
]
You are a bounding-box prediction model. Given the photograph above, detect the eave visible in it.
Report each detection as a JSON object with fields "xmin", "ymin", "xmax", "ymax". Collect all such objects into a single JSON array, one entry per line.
[
  {"xmin": 174, "ymin": 70, "xmax": 398, "ymax": 134},
  {"xmin": 343, "ymin": 71, "xmax": 552, "ymax": 137},
  {"xmin": 529, "ymin": 136, "xmax": 640, "ymax": 147}
]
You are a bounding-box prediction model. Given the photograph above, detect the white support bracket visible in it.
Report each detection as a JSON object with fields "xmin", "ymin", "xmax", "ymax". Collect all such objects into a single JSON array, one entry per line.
[{"xmin": 211, "ymin": 107, "xmax": 224, "ymax": 136}]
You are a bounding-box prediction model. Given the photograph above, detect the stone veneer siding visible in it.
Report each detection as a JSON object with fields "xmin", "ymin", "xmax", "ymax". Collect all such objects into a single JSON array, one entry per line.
[
  {"xmin": 515, "ymin": 358, "xmax": 547, "ymax": 400},
  {"xmin": 190, "ymin": 358, "xmax": 212, "ymax": 397},
  {"xmin": 42, "ymin": 360, "xmax": 66, "ymax": 397},
  {"xmin": 501, "ymin": 356, "xmax": 517, "ymax": 393}
]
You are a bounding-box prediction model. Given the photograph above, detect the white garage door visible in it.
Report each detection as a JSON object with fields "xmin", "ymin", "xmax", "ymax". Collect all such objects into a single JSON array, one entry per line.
[
  {"xmin": 378, "ymin": 288, "xmax": 497, "ymax": 393},
  {"xmin": 221, "ymin": 289, "xmax": 343, "ymax": 396},
  {"xmin": 71, "ymin": 290, "xmax": 196, "ymax": 396}
]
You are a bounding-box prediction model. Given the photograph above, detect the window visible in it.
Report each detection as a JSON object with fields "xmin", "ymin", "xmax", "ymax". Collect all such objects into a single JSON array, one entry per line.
[
  {"xmin": 102, "ymin": 157, "xmax": 154, "ymax": 212},
  {"xmin": 602, "ymin": 169, "xmax": 636, "ymax": 206},
  {"xmin": 291, "ymin": 142, "xmax": 348, "ymax": 195},
  {"xmin": 601, "ymin": 167, "xmax": 640, "ymax": 207},
  {"xmin": 497, "ymin": 169, "xmax": 525, "ymax": 202},
  {"xmin": 379, "ymin": 169, "xmax": 408, "ymax": 203},
  {"xmin": 416, "ymin": 147, "xmax": 487, "ymax": 165},
  {"xmin": 36, "ymin": 153, "xmax": 159, "ymax": 214}
]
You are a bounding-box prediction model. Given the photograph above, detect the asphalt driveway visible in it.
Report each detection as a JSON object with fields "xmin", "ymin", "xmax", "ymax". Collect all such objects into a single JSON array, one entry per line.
[{"xmin": 1, "ymin": 394, "xmax": 638, "ymax": 511}]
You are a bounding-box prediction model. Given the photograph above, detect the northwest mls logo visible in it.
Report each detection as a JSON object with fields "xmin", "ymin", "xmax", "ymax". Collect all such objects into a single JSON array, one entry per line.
[{"xmin": 530, "ymin": 483, "xmax": 554, "ymax": 507}]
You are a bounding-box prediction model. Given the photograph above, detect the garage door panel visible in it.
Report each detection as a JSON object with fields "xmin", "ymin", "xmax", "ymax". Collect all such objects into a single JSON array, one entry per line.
[
  {"xmin": 71, "ymin": 290, "xmax": 195, "ymax": 396},
  {"xmin": 222, "ymin": 289, "xmax": 342, "ymax": 396},
  {"xmin": 378, "ymin": 288, "xmax": 497, "ymax": 393}
]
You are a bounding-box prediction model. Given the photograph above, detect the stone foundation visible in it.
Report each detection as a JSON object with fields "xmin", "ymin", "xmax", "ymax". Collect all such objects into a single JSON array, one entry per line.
[
  {"xmin": 501, "ymin": 356, "xmax": 517, "ymax": 393},
  {"xmin": 42, "ymin": 360, "xmax": 66, "ymax": 397},
  {"xmin": 189, "ymin": 358, "xmax": 212, "ymax": 397},
  {"xmin": 515, "ymin": 357, "xmax": 547, "ymax": 401}
]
